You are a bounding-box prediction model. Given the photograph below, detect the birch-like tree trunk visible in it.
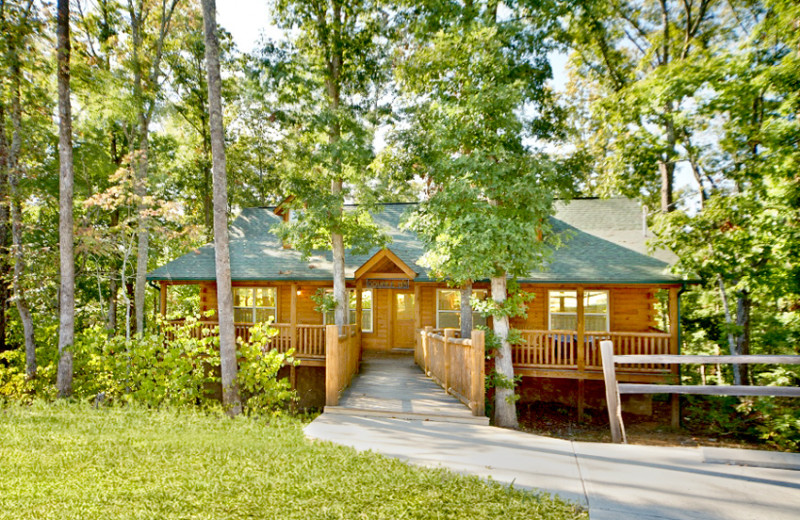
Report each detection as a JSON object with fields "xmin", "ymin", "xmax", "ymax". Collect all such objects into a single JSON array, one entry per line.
[
  {"xmin": 201, "ymin": 0, "xmax": 241, "ymax": 415},
  {"xmin": 331, "ymin": 181, "xmax": 347, "ymax": 331},
  {"xmin": 128, "ymin": 0, "xmax": 179, "ymax": 336},
  {"xmin": 327, "ymin": 1, "xmax": 347, "ymax": 332},
  {"xmin": 460, "ymin": 283, "xmax": 473, "ymax": 339},
  {"xmin": 491, "ymin": 275, "xmax": 517, "ymax": 428},
  {"xmin": 8, "ymin": 49, "xmax": 36, "ymax": 378},
  {"xmin": 56, "ymin": 0, "xmax": 75, "ymax": 397},
  {"xmin": 718, "ymin": 276, "xmax": 741, "ymax": 386}
]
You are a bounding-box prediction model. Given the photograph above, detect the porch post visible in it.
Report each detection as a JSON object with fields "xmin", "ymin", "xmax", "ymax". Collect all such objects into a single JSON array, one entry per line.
[
  {"xmin": 471, "ymin": 329, "xmax": 485, "ymax": 416},
  {"xmin": 423, "ymin": 326, "xmax": 432, "ymax": 375},
  {"xmin": 414, "ymin": 283, "xmax": 421, "ymax": 345},
  {"xmin": 356, "ymin": 280, "xmax": 363, "ymax": 351},
  {"xmin": 669, "ymin": 286, "xmax": 680, "ymax": 428},
  {"xmin": 325, "ymin": 324, "xmax": 340, "ymax": 406},
  {"xmin": 444, "ymin": 328, "xmax": 455, "ymax": 393},
  {"xmin": 160, "ymin": 282, "xmax": 167, "ymax": 319},
  {"xmin": 290, "ymin": 283, "xmax": 298, "ymax": 351},
  {"xmin": 576, "ymin": 287, "xmax": 585, "ymax": 422}
]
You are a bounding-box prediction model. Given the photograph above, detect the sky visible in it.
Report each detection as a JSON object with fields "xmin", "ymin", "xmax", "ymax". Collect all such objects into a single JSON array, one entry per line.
[{"xmin": 217, "ymin": 0, "xmax": 280, "ymax": 54}]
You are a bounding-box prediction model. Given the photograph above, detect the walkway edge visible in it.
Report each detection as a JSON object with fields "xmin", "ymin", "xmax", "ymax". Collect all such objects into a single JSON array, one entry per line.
[{"xmin": 323, "ymin": 406, "xmax": 490, "ymax": 425}]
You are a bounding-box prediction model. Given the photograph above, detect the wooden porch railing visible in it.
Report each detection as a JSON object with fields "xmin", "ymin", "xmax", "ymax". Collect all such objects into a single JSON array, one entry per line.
[
  {"xmin": 418, "ymin": 327, "xmax": 485, "ymax": 416},
  {"xmin": 164, "ymin": 321, "xmax": 327, "ymax": 359},
  {"xmin": 512, "ymin": 329, "xmax": 672, "ymax": 374},
  {"xmin": 512, "ymin": 330, "xmax": 578, "ymax": 368},
  {"xmin": 325, "ymin": 324, "xmax": 360, "ymax": 406}
]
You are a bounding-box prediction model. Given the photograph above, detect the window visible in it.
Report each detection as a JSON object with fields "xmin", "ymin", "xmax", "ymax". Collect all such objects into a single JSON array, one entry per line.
[
  {"xmin": 323, "ymin": 289, "xmax": 373, "ymax": 333},
  {"xmin": 436, "ymin": 289, "xmax": 488, "ymax": 329},
  {"xmin": 233, "ymin": 287, "xmax": 277, "ymax": 323},
  {"xmin": 548, "ymin": 290, "xmax": 609, "ymax": 331}
]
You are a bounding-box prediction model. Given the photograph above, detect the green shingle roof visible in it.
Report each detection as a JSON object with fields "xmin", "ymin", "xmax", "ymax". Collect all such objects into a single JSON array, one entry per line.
[{"xmin": 147, "ymin": 200, "xmax": 685, "ymax": 285}]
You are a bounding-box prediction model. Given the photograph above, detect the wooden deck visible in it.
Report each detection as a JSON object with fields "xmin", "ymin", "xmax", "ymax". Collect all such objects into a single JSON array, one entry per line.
[{"xmin": 325, "ymin": 351, "xmax": 489, "ymax": 425}]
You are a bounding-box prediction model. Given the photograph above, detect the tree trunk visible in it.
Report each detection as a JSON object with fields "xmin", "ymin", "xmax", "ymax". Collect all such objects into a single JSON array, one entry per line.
[
  {"xmin": 658, "ymin": 0, "xmax": 675, "ymax": 213},
  {"xmin": 56, "ymin": 0, "xmax": 75, "ymax": 397},
  {"xmin": 735, "ymin": 291, "xmax": 751, "ymax": 385},
  {"xmin": 129, "ymin": 0, "xmax": 148, "ymax": 337},
  {"xmin": 331, "ymin": 179, "xmax": 346, "ymax": 332},
  {"xmin": 8, "ymin": 50, "xmax": 36, "ymax": 379},
  {"xmin": 133, "ymin": 123, "xmax": 149, "ymax": 336},
  {"xmin": 128, "ymin": 0, "xmax": 179, "ymax": 336},
  {"xmin": 327, "ymin": 1, "xmax": 347, "ymax": 332},
  {"xmin": 106, "ymin": 209, "xmax": 119, "ymax": 336},
  {"xmin": 202, "ymin": 0, "xmax": 241, "ymax": 416},
  {"xmin": 718, "ymin": 276, "xmax": 741, "ymax": 385},
  {"xmin": 491, "ymin": 275, "xmax": 517, "ymax": 428},
  {"xmin": 460, "ymin": 282, "xmax": 473, "ymax": 339},
  {"xmin": 106, "ymin": 274, "xmax": 118, "ymax": 335},
  {"xmin": 0, "ymin": 89, "xmax": 9, "ymax": 357}
]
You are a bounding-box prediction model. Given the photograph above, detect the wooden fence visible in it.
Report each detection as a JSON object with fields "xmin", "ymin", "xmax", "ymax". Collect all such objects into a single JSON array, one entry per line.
[
  {"xmin": 417, "ymin": 326, "xmax": 485, "ymax": 416},
  {"xmin": 600, "ymin": 340, "xmax": 800, "ymax": 443},
  {"xmin": 164, "ymin": 321, "xmax": 326, "ymax": 359},
  {"xmin": 325, "ymin": 324, "xmax": 360, "ymax": 406}
]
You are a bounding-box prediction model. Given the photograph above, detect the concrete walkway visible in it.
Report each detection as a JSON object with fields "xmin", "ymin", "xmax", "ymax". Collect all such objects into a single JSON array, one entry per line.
[
  {"xmin": 325, "ymin": 351, "xmax": 489, "ymax": 425},
  {"xmin": 305, "ymin": 413, "xmax": 800, "ymax": 520}
]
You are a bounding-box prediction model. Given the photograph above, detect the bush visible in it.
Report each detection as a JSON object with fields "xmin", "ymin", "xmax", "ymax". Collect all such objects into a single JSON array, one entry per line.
[
  {"xmin": 0, "ymin": 317, "xmax": 294, "ymax": 413},
  {"xmin": 236, "ymin": 321, "xmax": 295, "ymax": 414}
]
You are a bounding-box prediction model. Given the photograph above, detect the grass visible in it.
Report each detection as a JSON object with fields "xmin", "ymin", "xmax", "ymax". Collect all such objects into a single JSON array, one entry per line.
[{"xmin": 0, "ymin": 403, "xmax": 585, "ymax": 520}]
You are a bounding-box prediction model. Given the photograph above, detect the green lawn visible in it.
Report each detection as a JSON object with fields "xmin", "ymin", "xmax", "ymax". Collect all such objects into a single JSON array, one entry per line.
[{"xmin": 0, "ymin": 403, "xmax": 585, "ymax": 520}]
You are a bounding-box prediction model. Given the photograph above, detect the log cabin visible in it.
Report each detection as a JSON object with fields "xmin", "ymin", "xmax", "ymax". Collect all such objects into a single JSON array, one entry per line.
[{"xmin": 147, "ymin": 198, "xmax": 689, "ymax": 420}]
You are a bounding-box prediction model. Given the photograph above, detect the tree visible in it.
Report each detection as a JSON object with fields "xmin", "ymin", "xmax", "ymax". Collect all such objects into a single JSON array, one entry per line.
[
  {"xmin": 651, "ymin": 0, "xmax": 800, "ymax": 385},
  {"xmin": 128, "ymin": 0, "xmax": 180, "ymax": 336},
  {"xmin": 389, "ymin": 2, "xmax": 569, "ymax": 427},
  {"xmin": 1, "ymin": 0, "xmax": 41, "ymax": 378},
  {"xmin": 201, "ymin": 0, "xmax": 241, "ymax": 416},
  {"xmin": 562, "ymin": 0, "xmax": 726, "ymax": 212},
  {"xmin": 267, "ymin": 0, "xmax": 391, "ymax": 330},
  {"xmin": 56, "ymin": 0, "xmax": 75, "ymax": 397}
]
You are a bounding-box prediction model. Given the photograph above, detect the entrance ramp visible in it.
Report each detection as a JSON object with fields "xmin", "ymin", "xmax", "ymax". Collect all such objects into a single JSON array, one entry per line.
[{"xmin": 324, "ymin": 351, "xmax": 489, "ymax": 425}]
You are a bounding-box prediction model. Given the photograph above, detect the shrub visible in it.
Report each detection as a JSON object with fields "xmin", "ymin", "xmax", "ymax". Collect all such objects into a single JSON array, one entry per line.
[{"xmin": 1, "ymin": 317, "xmax": 295, "ymax": 413}]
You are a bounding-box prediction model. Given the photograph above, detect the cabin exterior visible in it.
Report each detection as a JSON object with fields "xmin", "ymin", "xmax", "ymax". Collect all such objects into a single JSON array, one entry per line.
[{"xmin": 147, "ymin": 199, "xmax": 688, "ymax": 418}]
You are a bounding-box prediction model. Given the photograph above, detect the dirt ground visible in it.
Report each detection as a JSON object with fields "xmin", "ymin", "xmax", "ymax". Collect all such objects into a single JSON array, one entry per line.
[{"xmin": 517, "ymin": 400, "xmax": 772, "ymax": 451}]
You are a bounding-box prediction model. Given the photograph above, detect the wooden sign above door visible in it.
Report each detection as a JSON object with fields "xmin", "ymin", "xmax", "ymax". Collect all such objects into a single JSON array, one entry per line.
[{"xmin": 365, "ymin": 278, "xmax": 410, "ymax": 289}]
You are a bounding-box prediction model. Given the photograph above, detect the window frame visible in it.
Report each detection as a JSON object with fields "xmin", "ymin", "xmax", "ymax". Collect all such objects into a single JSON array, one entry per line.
[
  {"xmin": 435, "ymin": 289, "xmax": 488, "ymax": 330},
  {"xmin": 233, "ymin": 286, "xmax": 277, "ymax": 324},
  {"xmin": 322, "ymin": 288, "xmax": 373, "ymax": 333},
  {"xmin": 547, "ymin": 289, "xmax": 610, "ymax": 332}
]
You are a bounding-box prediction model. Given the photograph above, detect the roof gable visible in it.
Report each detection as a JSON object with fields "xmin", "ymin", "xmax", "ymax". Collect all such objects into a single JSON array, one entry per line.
[{"xmin": 355, "ymin": 248, "xmax": 417, "ymax": 279}]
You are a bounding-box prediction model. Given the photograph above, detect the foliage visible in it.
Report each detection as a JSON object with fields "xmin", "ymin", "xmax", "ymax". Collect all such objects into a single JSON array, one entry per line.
[
  {"xmin": 309, "ymin": 288, "xmax": 336, "ymax": 315},
  {"xmin": 0, "ymin": 318, "xmax": 293, "ymax": 413},
  {"xmin": 472, "ymin": 284, "xmax": 535, "ymax": 322},
  {"xmin": 259, "ymin": 0, "xmax": 393, "ymax": 257},
  {"xmin": 236, "ymin": 321, "xmax": 296, "ymax": 414},
  {"xmin": 0, "ymin": 404, "xmax": 586, "ymax": 520},
  {"xmin": 682, "ymin": 395, "xmax": 800, "ymax": 452}
]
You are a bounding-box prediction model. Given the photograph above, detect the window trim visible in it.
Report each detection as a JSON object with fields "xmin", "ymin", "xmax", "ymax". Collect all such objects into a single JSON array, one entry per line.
[
  {"xmin": 547, "ymin": 289, "xmax": 610, "ymax": 332},
  {"xmin": 435, "ymin": 289, "xmax": 488, "ymax": 329},
  {"xmin": 322, "ymin": 288, "xmax": 374, "ymax": 333},
  {"xmin": 233, "ymin": 286, "xmax": 278, "ymax": 323}
]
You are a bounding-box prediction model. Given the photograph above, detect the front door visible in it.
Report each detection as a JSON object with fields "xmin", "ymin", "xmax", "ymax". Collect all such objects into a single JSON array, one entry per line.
[{"xmin": 393, "ymin": 292, "xmax": 416, "ymax": 349}]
